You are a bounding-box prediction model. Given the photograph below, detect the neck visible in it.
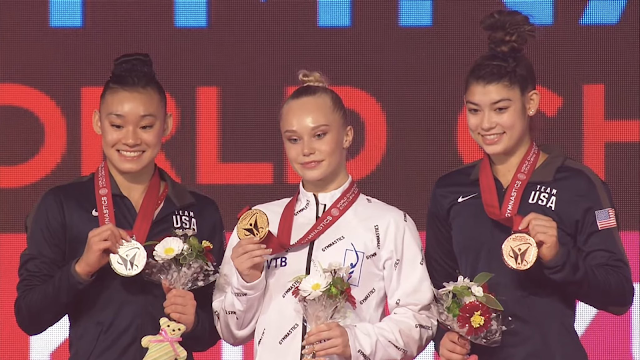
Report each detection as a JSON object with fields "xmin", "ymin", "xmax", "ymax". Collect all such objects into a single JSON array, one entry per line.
[
  {"xmin": 490, "ymin": 138, "xmax": 532, "ymax": 188},
  {"xmin": 302, "ymin": 170, "xmax": 350, "ymax": 195},
  {"xmin": 107, "ymin": 160, "xmax": 156, "ymax": 211}
]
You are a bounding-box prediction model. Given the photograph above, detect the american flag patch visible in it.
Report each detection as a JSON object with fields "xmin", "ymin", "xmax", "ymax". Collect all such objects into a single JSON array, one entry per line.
[{"xmin": 595, "ymin": 208, "xmax": 617, "ymax": 230}]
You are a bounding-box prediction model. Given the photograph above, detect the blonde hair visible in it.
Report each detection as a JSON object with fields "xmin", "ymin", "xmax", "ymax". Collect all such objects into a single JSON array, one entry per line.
[{"xmin": 298, "ymin": 70, "xmax": 329, "ymax": 87}]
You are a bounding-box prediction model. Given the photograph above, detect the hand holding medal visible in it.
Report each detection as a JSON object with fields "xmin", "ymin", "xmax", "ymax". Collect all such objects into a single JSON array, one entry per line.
[
  {"xmin": 518, "ymin": 212, "xmax": 559, "ymax": 264},
  {"xmin": 75, "ymin": 223, "xmax": 132, "ymax": 280}
]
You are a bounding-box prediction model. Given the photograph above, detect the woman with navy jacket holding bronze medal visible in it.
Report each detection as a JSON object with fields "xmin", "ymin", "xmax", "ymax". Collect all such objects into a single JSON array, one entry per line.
[
  {"xmin": 425, "ymin": 10, "xmax": 634, "ymax": 360},
  {"xmin": 212, "ymin": 71, "xmax": 438, "ymax": 359},
  {"xmin": 15, "ymin": 53, "xmax": 224, "ymax": 359}
]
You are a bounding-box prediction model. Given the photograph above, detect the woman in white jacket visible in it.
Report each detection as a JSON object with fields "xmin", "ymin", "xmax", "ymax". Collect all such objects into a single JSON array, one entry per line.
[{"xmin": 212, "ymin": 71, "xmax": 437, "ymax": 359}]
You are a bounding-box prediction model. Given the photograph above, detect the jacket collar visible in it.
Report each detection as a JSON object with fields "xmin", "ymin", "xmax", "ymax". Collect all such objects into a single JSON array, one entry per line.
[
  {"xmin": 469, "ymin": 144, "xmax": 566, "ymax": 183},
  {"xmin": 108, "ymin": 166, "xmax": 195, "ymax": 208},
  {"xmin": 296, "ymin": 176, "xmax": 353, "ymax": 213}
]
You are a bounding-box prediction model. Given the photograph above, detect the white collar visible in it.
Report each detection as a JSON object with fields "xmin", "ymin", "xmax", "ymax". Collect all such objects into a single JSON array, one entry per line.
[{"xmin": 297, "ymin": 176, "xmax": 353, "ymax": 209}]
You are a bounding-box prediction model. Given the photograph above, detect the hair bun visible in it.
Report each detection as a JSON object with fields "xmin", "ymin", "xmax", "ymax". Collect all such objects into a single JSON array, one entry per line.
[
  {"xmin": 298, "ymin": 70, "xmax": 328, "ymax": 87},
  {"xmin": 112, "ymin": 53, "xmax": 156, "ymax": 78},
  {"xmin": 481, "ymin": 10, "xmax": 535, "ymax": 56}
]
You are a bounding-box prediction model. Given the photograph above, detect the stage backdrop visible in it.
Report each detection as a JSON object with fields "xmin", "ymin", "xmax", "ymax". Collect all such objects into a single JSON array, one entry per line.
[{"xmin": 1, "ymin": 1, "xmax": 638, "ymax": 359}]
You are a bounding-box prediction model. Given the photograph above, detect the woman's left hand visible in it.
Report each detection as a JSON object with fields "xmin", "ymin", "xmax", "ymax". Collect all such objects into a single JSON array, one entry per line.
[
  {"xmin": 519, "ymin": 212, "xmax": 559, "ymax": 263},
  {"xmin": 162, "ymin": 282, "xmax": 197, "ymax": 332},
  {"xmin": 302, "ymin": 322, "xmax": 351, "ymax": 359}
]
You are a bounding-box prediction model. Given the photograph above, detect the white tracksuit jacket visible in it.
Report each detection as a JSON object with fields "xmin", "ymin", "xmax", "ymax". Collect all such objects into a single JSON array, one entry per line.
[{"xmin": 212, "ymin": 178, "xmax": 438, "ymax": 359}]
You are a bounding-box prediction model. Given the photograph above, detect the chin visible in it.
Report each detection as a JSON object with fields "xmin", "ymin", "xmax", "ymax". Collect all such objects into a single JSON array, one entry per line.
[{"xmin": 295, "ymin": 168, "xmax": 328, "ymax": 184}]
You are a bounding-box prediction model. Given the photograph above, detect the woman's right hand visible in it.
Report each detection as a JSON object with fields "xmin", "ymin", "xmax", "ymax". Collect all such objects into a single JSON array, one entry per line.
[
  {"xmin": 75, "ymin": 223, "xmax": 130, "ymax": 280},
  {"xmin": 439, "ymin": 331, "xmax": 478, "ymax": 360},
  {"xmin": 231, "ymin": 237, "xmax": 272, "ymax": 284}
]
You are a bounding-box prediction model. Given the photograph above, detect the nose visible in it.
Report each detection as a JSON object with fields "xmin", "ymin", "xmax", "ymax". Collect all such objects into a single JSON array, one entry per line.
[
  {"xmin": 122, "ymin": 127, "xmax": 142, "ymax": 146},
  {"xmin": 302, "ymin": 140, "xmax": 315, "ymax": 157},
  {"xmin": 479, "ymin": 111, "xmax": 496, "ymax": 132}
]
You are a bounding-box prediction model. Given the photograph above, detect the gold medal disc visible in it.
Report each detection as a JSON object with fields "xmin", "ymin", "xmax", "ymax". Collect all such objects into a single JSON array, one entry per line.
[
  {"xmin": 502, "ymin": 233, "xmax": 538, "ymax": 270},
  {"xmin": 237, "ymin": 209, "xmax": 269, "ymax": 241}
]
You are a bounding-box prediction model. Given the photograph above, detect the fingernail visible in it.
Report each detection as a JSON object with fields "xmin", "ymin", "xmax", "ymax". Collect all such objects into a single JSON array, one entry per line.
[
  {"xmin": 267, "ymin": 248, "xmax": 273, "ymax": 252},
  {"xmin": 260, "ymin": 244, "xmax": 266, "ymax": 248}
]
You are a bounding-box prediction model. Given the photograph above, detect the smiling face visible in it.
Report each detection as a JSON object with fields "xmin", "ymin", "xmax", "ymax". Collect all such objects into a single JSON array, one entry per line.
[
  {"xmin": 465, "ymin": 82, "xmax": 539, "ymax": 160},
  {"xmin": 93, "ymin": 88, "xmax": 172, "ymax": 179},
  {"xmin": 280, "ymin": 94, "xmax": 353, "ymax": 193}
]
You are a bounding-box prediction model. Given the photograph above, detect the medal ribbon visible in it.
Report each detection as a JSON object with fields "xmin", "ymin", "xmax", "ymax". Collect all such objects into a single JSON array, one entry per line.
[
  {"xmin": 257, "ymin": 181, "xmax": 360, "ymax": 254},
  {"xmin": 94, "ymin": 161, "xmax": 168, "ymax": 244},
  {"xmin": 478, "ymin": 142, "xmax": 540, "ymax": 231}
]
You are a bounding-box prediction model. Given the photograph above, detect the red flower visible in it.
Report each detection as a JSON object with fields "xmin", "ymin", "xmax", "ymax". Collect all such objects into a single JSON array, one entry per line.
[
  {"xmin": 292, "ymin": 286, "xmax": 300, "ymax": 298},
  {"xmin": 345, "ymin": 287, "xmax": 356, "ymax": 309},
  {"xmin": 457, "ymin": 301, "xmax": 492, "ymax": 337},
  {"xmin": 204, "ymin": 252, "xmax": 214, "ymax": 264}
]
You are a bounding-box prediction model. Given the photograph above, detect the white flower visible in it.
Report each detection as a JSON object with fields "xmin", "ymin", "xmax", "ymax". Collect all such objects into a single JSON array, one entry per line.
[
  {"xmin": 324, "ymin": 262, "xmax": 350, "ymax": 277},
  {"xmin": 185, "ymin": 229, "xmax": 195, "ymax": 236},
  {"xmin": 298, "ymin": 273, "xmax": 331, "ymax": 300},
  {"xmin": 471, "ymin": 285, "xmax": 484, "ymax": 297},
  {"xmin": 153, "ymin": 237, "xmax": 185, "ymax": 261}
]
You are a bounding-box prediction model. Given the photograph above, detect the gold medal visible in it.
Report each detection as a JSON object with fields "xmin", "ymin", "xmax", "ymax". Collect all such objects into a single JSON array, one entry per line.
[
  {"xmin": 109, "ymin": 239, "xmax": 147, "ymax": 277},
  {"xmin": 502, "ymin": 233, "xmax": 538, "ymax": 270},
  {"xmin": 237, "ymin": 209, "xmax": 269, "ymax": 241}
]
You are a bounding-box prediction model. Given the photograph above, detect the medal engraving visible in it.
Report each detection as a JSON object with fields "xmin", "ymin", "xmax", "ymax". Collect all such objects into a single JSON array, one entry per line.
[
  {"xmin": 110, "ymin": 240, "xmax": 147, "ymax": 277},
  {"xmin": 501, "ymin": 233, "xmax": 538, "ymax": 270},
  {"xmin": 237, "ymin": 209, "xmax": 269, "ymax": 241}
]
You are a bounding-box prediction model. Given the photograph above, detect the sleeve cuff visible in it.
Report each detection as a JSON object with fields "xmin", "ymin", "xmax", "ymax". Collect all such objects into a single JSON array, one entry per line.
[
  {"xmin": 230, "ymin": 265, "xmax": 266, "ymax": 295},
  {"xmin": 542, "ymin": 244, "xmax": 569, "ymax": 270},
  {"xmin": 70, "ymin": 258, "xmax": 95, "ymax": 286}
]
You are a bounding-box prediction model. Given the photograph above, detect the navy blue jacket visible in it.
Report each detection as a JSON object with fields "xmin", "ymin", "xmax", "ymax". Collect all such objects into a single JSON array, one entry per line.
[
  {"xmin": 425, "ymin": 146, "xmax": 633, "ymax": 360},
  {"xmin": 15, "ymin": 169, "xmax": 224, "ymax": 359}
]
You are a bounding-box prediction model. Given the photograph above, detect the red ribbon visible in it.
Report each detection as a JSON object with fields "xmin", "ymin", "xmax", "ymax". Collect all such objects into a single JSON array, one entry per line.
[
  {"xmin": 478, "ymin": 142, "xmax": 540, "ymax": 231},
  {"xmin": 94, "ymin": 161, "xmax": 168, "ymax": 244}
]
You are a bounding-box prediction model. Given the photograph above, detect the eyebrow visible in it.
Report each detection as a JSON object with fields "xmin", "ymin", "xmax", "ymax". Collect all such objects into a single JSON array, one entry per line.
[
  {"xmin": 283, "ymin": 124, "xmax": 330, "ymax": 134},
  {"xmin": 106, "ymin": 113, "xmax": 158, "ymax": 119},
  {"xmin": 465, "ymin": 98, "xmax": 513, "ymax": 106}
]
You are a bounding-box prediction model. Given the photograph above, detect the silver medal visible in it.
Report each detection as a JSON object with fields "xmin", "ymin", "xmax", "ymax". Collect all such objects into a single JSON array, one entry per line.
[{"xmin": 109, "ymin": 239, "xmax": 147, "ymax": 277}]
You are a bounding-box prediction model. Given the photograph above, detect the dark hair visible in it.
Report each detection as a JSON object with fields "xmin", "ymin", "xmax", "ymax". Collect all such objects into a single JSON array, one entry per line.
[
  {"xmin": 282, "ymin": 70, "xmax": 348, "ymax": 124},
  {"xmin": 100, "ymin": 53, "xmax": 167, "ymax": 110},
  {"xmin": 465, "ymin": 10, "xmax": 537, "ymax": 95}
]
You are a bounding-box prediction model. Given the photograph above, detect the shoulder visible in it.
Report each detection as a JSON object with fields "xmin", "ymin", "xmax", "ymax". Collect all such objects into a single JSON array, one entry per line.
[
  {"xmin": 35, "ymin": 175, "xmax": 94, "ymax": 208},
  {"xmin": 188, "ymin": 190, "xmax": 222, "ymax": 212},
  {"xmin": 355, "ymin": 194, "xmax": 414, "ymax": 226},
  {"xmin": 429, "ymin": 161, "xmax": 479, "ymax": 211},
  {"xmin": 555, "ymin": 159, "xmax": 613, "ymax": 207},
  {"xmin": 434, "ymin": 161, "xmax": 478, "ymax": 190}
]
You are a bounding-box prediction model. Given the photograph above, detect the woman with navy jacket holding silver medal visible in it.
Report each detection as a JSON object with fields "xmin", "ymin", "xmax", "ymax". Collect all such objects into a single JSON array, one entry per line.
[
  {"xmin": 212, "ymin": 71, "xmax": 438, "ymax": 359},
  {"xmin": 425, "ymin": 10, "xmax": 634, "ymax": 360},
  {"xmin": 15, "ymin": 53, "xmax": 224, "ymax": 359}
]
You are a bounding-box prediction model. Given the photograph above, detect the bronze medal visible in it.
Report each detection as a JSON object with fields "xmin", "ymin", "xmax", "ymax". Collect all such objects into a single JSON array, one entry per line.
[
  {"xmin": 237, "ymin": 209, "xmax": 269, "ymax": 241},
  {"xmin": 501, "ymin": 233, "xmax": 538, "ymax": 270}
]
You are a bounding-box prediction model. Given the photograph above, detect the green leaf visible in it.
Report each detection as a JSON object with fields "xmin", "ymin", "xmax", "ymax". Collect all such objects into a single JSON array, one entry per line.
[
  {"xmin": 473, "ymin": 272, "xmax": 494, "ymax": 286},
  {"xmin": 446, "ymin": 299, "xmax": 461, "ymax": 318},
  {"xmin": 179, "ymin": 255, "xmax": 188, "ymax": 264},
  {"xmin": 477, "ymin": 294, "xmax": 503, "ymax": 311},
  {"xmin": 144, "ymin": 241, "xmax": 159, "ymax": 247}
]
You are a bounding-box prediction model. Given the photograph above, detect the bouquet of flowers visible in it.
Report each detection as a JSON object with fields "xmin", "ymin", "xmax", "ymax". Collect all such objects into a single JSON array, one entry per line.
[
  {"xmin": 434, "ymin": 272, "xmax": 506, "ymax": 347},
  {"xmin": 291, "ymin": 260, "xmax": 356, "ymax": 360},
  {"xmin": 141, "ymin": 229, "xmax": 219, "ymax": 360}
]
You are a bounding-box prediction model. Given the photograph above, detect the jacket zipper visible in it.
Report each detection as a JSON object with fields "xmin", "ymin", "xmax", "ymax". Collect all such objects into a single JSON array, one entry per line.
[{"xmin": 300, "ymin": 194, "xmax": 322, "ymax": 358}]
